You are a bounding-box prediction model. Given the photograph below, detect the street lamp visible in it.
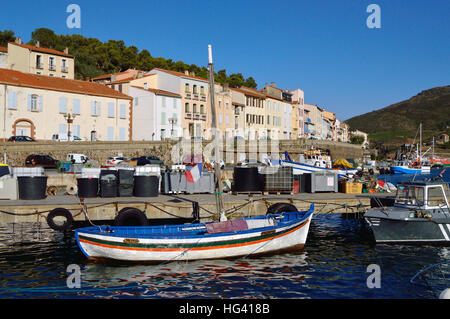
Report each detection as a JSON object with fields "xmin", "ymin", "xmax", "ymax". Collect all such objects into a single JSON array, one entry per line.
[
  {"xmin": 63, "ymin": 113, "xmax": 77, "ymax": 141},
  {"xmin": 168, "ymin": 117, "xmax": 177, "ymax": 140}
]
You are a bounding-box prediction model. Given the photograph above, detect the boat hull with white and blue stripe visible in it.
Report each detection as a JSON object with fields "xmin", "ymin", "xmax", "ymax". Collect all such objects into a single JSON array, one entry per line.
[{"xmin": 75, "ymin": 204, "xmax": 314, "ymax": 262}]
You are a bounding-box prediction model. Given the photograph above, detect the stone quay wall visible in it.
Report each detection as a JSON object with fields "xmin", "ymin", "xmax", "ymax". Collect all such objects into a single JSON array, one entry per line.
[{"xmin": 1, "ymin": 139, "xmax": 363, "ymax": 167}]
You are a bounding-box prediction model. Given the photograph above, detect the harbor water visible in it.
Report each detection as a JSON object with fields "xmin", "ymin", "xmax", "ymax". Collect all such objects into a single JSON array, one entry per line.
[{"xmin": 0, "ymin": 212, "xmax": 449, "ymax": 299}]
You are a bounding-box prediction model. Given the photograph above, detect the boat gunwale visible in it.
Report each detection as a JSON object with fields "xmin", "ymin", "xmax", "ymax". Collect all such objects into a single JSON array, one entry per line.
[{"xmin": 75, "ymin": 210, "xmax": 313, "ymax": 241}]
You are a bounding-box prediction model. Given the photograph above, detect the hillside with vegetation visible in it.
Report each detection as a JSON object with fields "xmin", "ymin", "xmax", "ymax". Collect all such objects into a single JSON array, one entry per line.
[
  {"xmin": 345, "ymin": 86, "xmax": 450, "ymax": 154},
  {"xmin": 0, "ymin": 28, "xmax": 258, "ymax": 88}
]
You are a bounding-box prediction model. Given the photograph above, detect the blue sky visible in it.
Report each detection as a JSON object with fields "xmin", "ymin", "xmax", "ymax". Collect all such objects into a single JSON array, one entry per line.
[{"xmin": 0, "ymin": 0, "xmax": 449, "ymax": 120}]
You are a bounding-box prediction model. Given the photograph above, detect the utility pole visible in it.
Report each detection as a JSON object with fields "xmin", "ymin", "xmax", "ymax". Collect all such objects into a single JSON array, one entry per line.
[{"xmin": 208, "ymin": 45, "xmax": 226, "ymax": 221}]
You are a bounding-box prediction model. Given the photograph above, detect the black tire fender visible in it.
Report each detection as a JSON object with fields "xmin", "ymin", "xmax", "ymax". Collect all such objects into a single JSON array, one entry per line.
[
  {"xmin": 266, "ymin": 203, "xmax": 298, "ymax": 215},
  {"xmin": 114, "ymin": 207, "xmax": 149, "ymax": 226},
  {"xmin": 47, "ymin": 208, "xmax": 74, "ymax": 231}
]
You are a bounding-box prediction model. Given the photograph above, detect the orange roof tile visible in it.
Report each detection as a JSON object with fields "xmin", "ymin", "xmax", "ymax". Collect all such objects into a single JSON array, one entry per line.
[
  {"xmin": 9, "ymin": 42, "xmax": 74, "ymax": 58},
  {"xmin": 0, "ymin": 68, "xmax": 132, "ymax": 100},
  {"xmin": 229, "ymin": 86, "xmax": 266, "ymax": 98},
  {"xmin": 131, "ymin": 86, "xmax": 181, "ymax": 98},
  {"xmin": 152, "ymin": 68, "xmax": 209, "ymax": 83}
]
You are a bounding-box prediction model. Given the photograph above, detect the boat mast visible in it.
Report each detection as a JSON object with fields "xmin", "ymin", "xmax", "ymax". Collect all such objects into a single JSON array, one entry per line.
[
  {"xmin": 207, "ymin": 45, "xmax": 226, "ymax": 221},
  {"xmin": 419, "ymin": 122, "xmax": 422, "ymax": 162}
]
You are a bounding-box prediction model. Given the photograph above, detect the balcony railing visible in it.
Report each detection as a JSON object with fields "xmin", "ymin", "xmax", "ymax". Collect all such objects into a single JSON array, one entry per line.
[
  {"xmin": 61, "ymin": 66, "xmax": 68, "ymax": 73},
  {"xmin": 49, "ymin": 64, "xmax": 56, "ymax": 71},
  {"xmin": 199, "ymin": 114, "xmax": 206, "ymax": 121},
  {"xmin": 185, "ymin": 112, "xmax": 192, "ymax": 119},
  {"xmin": 200, "ymin": 95, "xmax": 206, "ymax": 101},
  {"xmin": 185, "ymin": 93, "xmax": 191, "ymax": 99},
  {"xmin": 36, "ymin": 62, "xmax": 43, "ymax": 69},
  {"xmin": 193, "ymin": 94, "xmax": 199, "ymax": 100}
]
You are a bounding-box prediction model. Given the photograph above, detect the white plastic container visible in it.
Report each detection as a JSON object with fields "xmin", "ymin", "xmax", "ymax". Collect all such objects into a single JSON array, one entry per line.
[
  {"xmin": 12, "ymin": 167, "xmax": 45, "ymax": 177},
  {"xmin": 0, "ymin": 177, "xmax": 18, "ymax": 200},
  {"xmin": 134, "ymin": 165, "xmax": 161, "ymax": 176},
  {"xmin": 81, "ymin": 168, "xmax": 101, "ymax": 179}
]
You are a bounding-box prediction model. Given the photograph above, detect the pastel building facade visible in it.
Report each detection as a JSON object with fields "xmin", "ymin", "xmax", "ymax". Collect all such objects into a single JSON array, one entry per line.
[
  {"xmin": 130, "ymin": 86, "xmax": 182, "ymax": 141},
  {"xmin": 0, "ymin": 69, "xmax": 132, "ymax": 141},
  {"xmin": 6, "ymin": 39, "xmax": 75, "ymax": 79},
  {"xmin": 143, "ymin": 68, "xmax": 210, "ymax": 139}
]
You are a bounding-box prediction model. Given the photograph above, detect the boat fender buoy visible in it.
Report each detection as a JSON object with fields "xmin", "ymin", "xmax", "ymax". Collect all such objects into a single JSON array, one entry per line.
[
  {"xmin": 46, "ymin": 208, "xmax": 74, "ymax": 232},
  {"xmin": 266, "ymin": 203, "xmax": 298, "ymax": 215},
  {"xmin": 66, "ymin": 183, "xmax": 78, "ymax": 195},
  {"xmin": 440, "ymin": 288, "xmax": 450, "ymax": 299},
  {"xmin": 114, "ymin": 207, "xmax": 149, "ymax": 226}
]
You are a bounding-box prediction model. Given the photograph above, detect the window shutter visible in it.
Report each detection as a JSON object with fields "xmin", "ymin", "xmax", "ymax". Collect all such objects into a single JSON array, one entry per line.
[
  {"xmin": 73, "ymin": 99, "xmax": 80, "ymax": 115},
  {"xmin": 108, "ymin": 102, "xmax": 114, "ymax": 117},
  {"xmin": 119, "ymin": 128, "xmax": 126, "ymax": 141},
  {"xmin": 91, "ymin": 101, "xmax": 96, "ymax": 115},
  {"xmin": 39, "ymin": 95, "xmax": 43, "ymax": 112},
  {"xmin": 73, "ymin": 124, "xmax": 80, "ymax": 137},
  {"xmin": 8, "ymin": 92, "xmax": 16, "ymax": 109},
  {"xmin": 59, "ymin": 124, "xmax": 67, "ymax": 134},
  {"xmin": 97, "ymin": 102, "xmax": 101, "ymax": 116},
  {"xmin": 107, "ymin": 127, "xmax": 114, "ymax": 141},
  {"xmin": 27, "ymin": 94, "xmax": 31, "ymax": 111},
  {"xmin": 120, "ymin": 104, "xmax": 126, "ymax": 119},
  {"xmin": 59, "ymin": 97, "xmax": 67, "ymax": 113}
]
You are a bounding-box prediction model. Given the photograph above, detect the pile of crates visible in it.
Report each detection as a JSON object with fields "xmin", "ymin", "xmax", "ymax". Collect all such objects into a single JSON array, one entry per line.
[
  {"xmin": 339, "ymin": 182, "xmax": 363, "ymax": 194},
  {"xmin": 261, "ymin": 167, "xmax": 293, "ymax": 194}
]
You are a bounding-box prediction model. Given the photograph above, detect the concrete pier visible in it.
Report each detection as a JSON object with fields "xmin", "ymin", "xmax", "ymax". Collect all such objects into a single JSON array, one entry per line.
[{"xmin": 0, "ymin": 192, "xmax": 389, "ymax": 228}]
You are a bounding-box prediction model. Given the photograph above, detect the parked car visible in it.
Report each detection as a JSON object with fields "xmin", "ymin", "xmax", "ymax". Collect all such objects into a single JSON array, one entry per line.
[
  {"xmin": 106, "ymin": 156, "xmax": 128, "ymax": 166},
  {"xmin": 67, "ymin": 153, "xmax": 89, "ymax": 164},
  {"xmin": 52, "ymin": 134, "xmax": 82, "ymax": 142},
  {"xmin": 238, "ymin": 159, "xmax": 266, "ymax": 166},
  {"xmin": 25, "ymin": 154, "xmax": 58, "ymax": 168},
  {"xmin": 129, "ymin": 156, "xmax": 164, "ymax": 166},
  {"xmin": 8, "ymin": 136, "xmax": 36, "ymax": 142}
]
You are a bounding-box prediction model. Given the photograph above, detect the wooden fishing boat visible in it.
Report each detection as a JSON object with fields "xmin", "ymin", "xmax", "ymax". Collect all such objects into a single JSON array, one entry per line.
[{"xmin": 75, "ymin": 204, "xmax": 314, "ymax": 262}]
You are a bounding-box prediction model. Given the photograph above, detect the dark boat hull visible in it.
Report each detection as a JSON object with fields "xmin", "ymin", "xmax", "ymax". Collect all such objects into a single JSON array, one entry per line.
[{"xmin": 365, "ymin": 217, "xmax": 450, "ymax": 244}]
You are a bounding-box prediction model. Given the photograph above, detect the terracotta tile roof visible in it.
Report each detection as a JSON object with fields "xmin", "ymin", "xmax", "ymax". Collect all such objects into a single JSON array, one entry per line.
[
  {"xmin": 0, "ymin": 46, "xmax": 7, "ymax": 53},
  {"xmin": 151, "ymin": 68, "xmax": 209, "ymax": 83},
  {"xmin": 0, "ymin": 68, "xmax": 132, "ymax": 100},
  {"xmin": 229, "ymin": 86, "xmax": 266, "ymax": 98},
  {"xmin": 92, "ymin": 69, "xmax": 145, "ymax": 81},
  {"xmin": 131, "ymin": 85, "xmax": 181, "ymax": 98},
  {"xmin": 8, "ymin": 42, "xmax": 74, "ymax": 58},
  {"xmin": 106, "ymin": 73, "xmax": 156, "ymax": 85}
]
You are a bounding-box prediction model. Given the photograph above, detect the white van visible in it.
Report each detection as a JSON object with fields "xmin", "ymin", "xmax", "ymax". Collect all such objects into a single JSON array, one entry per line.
[
  {"xmin": 52, "ymin": 133, "xmax": 82, "ymax": 142},
  {"xmin": 67, "ymin": 153, "xmax": 89, "ymax": 164}
]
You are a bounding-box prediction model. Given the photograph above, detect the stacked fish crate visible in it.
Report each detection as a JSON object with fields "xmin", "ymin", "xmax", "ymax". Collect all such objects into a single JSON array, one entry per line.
[
  {"xmin": 118, "ymin": 168, "xmax": 134, "ymax": 197},
  {"xmin": 261, "ymin": 167, "xmax": 293, "ymax": 195}
]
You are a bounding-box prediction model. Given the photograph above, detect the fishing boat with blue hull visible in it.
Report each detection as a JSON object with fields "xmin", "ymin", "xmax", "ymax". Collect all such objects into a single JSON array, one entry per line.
[
  {"xmin": 75, "ymin": 204, "xmax": 314, "ymax": 262},
  {"xmin": 364, "ymin": 181, "xmax": 450, "ymax": 244},
  {"xmin": 275, "ymin": 152, "xmax": 357, "ymax": 178}
]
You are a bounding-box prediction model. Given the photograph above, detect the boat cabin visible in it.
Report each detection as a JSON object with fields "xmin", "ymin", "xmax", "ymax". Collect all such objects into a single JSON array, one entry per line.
[{"xmin": 394, "ymin": 181, "xmax": 449, "ymax": 210}]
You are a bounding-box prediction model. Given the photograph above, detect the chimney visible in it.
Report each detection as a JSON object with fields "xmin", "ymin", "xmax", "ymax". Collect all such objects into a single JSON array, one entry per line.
[
  {"xmin": 190, "ymin": 71, "xmax": 195, "ymax": 77},
  {"xmin": 15, "ymin": 37, "xmax": 22, "ymax": 44},
  {"xmin": 223, "ymin": 82, "xmax": 229, "ymax": 91},
  {"xmin": 35, "ymin": 41, "xmax": 40, "ymax": 47},
  {"xmin": 270, "ymin": 82, "xmax": 276, "ymax": 88},
  {"xmin": 64, "ymin": 47, "xmax": 69, "ymax": 54},
  {"xmin": 111, "ymin": 74, "xmax": 116, "ymax": 82},
  {"xmin": 184, "ymin": 70, "xmax": 189, "ymax": 75}
]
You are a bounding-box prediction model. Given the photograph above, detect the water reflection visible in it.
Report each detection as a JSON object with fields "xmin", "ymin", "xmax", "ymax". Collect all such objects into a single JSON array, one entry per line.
[{"xmin": 0, "ymin": 214, "xmax": 448, "ymax": 298}]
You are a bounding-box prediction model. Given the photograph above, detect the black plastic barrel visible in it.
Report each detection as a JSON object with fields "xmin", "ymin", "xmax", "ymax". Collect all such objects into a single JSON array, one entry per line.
[
  {"xmin": 77, "ymin": 178, "xmax": 99, "ymax": 198},
  {"xmin": 133, "ymin": 176, "xmax": 159, "ymax": 197},
  {"xmin": 18, "ymin": 176, "xmax": 48, "ymax": 200},
  {"xmin": 232, "ymin": 167, "xmax": 262, "ymax": 192}
]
